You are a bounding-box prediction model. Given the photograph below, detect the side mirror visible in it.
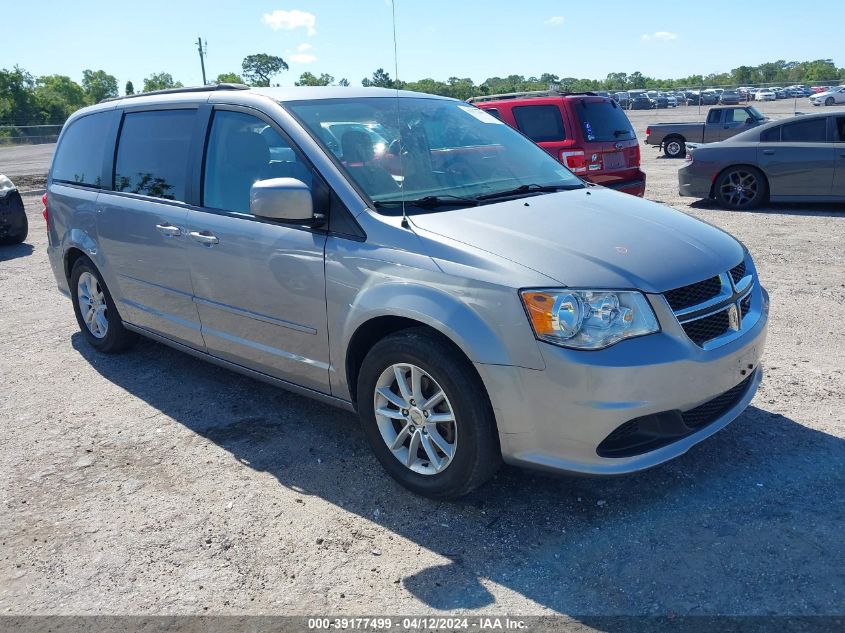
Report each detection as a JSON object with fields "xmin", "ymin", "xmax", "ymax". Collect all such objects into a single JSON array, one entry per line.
[
  {"xmin": 249, "ymin": 178, "xmax": 320, "ymax": 224},
  {"xmin": 745, "ymin": 117, "xmax": 755, "ymax": 124}
]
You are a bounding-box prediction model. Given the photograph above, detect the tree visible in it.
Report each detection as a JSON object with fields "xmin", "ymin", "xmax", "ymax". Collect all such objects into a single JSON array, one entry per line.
[
  {"xmin": 215, "ymin": 72, "xmax": 244, "ymax": 84},
  {"xmin": 142, "ymin": 72, "xmax": 183, "ymax": 93},
  {"xmin": 362, "ymin": 68, "xmax": 401, "ymax": 89},
  {"xmin": 34, "ymin": 75, "xmax": 86, "ymax": 121},
  {"xmin": 295, "ymin": 72, "xmax": 335, "ymax": 86},
  {"xmin": 125, "ymin": 80, "xmax": 135, "ymax": 95},
  {"xmin": 0, "ymin": 66, "xmax": 40, "ymax": 124},
  {"xmin": 337, "ymin": 78, "xmax": 350, "ymax": 87},
  {"xmin": 81, "ymin": 69, "xmax": 118, "ymax": 103},
  {"xmin": 242, "ymin": 54, "xmax": 288, "ymax": 87}
]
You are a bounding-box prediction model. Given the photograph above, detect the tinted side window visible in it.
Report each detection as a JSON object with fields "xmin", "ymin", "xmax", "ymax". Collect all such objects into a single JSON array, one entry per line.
[
  {"xmin": 781, "ymin": 118, "xmax": 827, "ymax": 143},
  {"xmin": 114, "ymin": 110, "xmax": 196, "ymax": 201},
  {"xmin": 512, "ymin": 105, "xmax": 566, "ymax": 142},
  {"xmin": 485, "ymin": 108, "xmax": 502, "ymax": 120},
  {"xmin": 203, "ymin": 110, "xmax": 312, "ymax": 214},
  {"xmin": 835, "ymin": 117, "xmax": 845, "ymax": 142},
  {"xmin": 760, "ymin": 126, "xmax": 781, "ymax": 143},
  {"xmin": 706, "ymin": 110, "xmax": 722, "ymax": 124},
  {"xmin": 52, "ymin": 112, "xmax": 112, "ymax": 187}
]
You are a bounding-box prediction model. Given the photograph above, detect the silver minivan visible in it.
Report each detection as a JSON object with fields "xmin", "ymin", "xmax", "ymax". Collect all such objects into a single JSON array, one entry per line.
[{"xmin": 45, "ymin": 85, "xmax": 769, "ymax": 498}]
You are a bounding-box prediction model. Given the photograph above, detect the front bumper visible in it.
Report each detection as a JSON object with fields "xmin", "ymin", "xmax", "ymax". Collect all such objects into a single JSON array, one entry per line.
[{"xmin": 476, "ymin": 286, "xmax": 769, "ymax": 476}]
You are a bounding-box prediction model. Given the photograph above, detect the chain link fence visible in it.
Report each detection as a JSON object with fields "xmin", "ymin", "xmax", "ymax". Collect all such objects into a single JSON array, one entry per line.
[{"xmin": 0, "ymin": 124, "xmax": 63, "ymax": 146}]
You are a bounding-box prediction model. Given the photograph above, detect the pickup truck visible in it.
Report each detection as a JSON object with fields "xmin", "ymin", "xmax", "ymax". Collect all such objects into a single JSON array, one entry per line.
[{"xmin": 645, "ymin": 106, "xmax": 769, "ymax": 158}]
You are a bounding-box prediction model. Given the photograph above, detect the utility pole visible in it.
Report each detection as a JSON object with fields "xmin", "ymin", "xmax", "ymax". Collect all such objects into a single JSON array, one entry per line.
[{"xmin": 196, "ymin": 37, "xmax": 208, "ymax": 85}]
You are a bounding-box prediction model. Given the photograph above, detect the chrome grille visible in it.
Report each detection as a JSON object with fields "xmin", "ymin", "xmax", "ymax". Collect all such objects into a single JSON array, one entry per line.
[{"xmin": 664, "ymin": 257, "xmax": 756, "ymax": 349}]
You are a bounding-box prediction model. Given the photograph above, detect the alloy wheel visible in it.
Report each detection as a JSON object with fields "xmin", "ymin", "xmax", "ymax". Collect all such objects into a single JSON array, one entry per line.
[
  {"xmin": 373, "ymin": 363, "xmax": 457, "ymax": 475},
  {"xmin": 77, "ymin": 271, "xmax": 109, "ymax": 338},
  {"xmin": 719, "ymin": 170, "xmax": 759, "ymax": 208}
]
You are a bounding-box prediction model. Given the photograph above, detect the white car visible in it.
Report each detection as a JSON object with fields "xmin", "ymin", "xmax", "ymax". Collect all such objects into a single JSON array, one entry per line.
[
  {"xmin": 810, "ymin": 86, "xmax": 845, "ymax": 106},
  {"xmin": 755, "ymin": 90, "xmax": 776, "ymax": 102}
]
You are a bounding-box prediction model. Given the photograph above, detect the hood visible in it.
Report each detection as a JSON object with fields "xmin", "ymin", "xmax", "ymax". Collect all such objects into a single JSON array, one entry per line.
[{"xmin": 410, "ymin": 187, "xmax": 745, "ymax": 293}]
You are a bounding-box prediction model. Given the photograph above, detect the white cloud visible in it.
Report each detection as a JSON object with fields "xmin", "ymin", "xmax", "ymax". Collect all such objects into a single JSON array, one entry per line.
[
  {"xmin": 641, "ymin": 31, "xmax": 678, "ymax": 41},
  {"xmin": 296, "ymin": 42, "xmax": 312, "ymax": 52},
  {"xmin": 262, "ymin": 9, "xmax": 317, "ymax": 36},
  {"xmin": 290, "ymin": 53, "xmax": 317, "ymax": 64},
  {"xmin": 544, "ymin": 16, "xmax": 564, "ymax": 26}
]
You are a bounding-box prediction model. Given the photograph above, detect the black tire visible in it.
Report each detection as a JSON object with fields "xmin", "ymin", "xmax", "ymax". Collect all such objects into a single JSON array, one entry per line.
[
  {"xmin": 356, "ymin": 328, "xmax": 501, "ymax": 499},
  {"xmin": 714, "ymin": 166, "xmax": 768, "ymax": 210},
  {"xmin": 663, "ymin": 136, "xmax": 686, "ymax": 159},
  {"xmin": 825, "ymin": 97, "xmax": 834, "ymax": 106},
  {"xmin": 70, "ymin": 256, "xmax": 138, "ymax": 353},
  {"xmin": 0, "ymin": 190, "xmax": 28, "ymax": 245}
]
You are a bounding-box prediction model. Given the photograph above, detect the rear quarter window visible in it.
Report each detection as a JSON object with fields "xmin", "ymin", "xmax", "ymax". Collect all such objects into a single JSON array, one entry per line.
[
  {"xmin": 760, "ymin": 126, "xmax": 781, "ymax": 143},
  {"xmin": 512, "ymin": 105, "xmax": 566, "ymax": 142},
  {"xmin": 573, "ymin": 100, "xmax": 635, "ymax": 142},
  {"xmin": 51, "ymin": 112, "xmax": 113, "ymax": 188}
]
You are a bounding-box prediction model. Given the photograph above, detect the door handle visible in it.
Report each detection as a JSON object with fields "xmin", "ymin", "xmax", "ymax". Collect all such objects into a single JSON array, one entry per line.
[
  {"xmin": 189, "ymin": 231, "xmax": 219, "ymax": 246},
  {"xmin": 763, "ymin": 149, "xmax": 775, "ymax": 155},
  {"xmin": 155, "ymin": 223, "xmax": 182, "ymax": 237}
]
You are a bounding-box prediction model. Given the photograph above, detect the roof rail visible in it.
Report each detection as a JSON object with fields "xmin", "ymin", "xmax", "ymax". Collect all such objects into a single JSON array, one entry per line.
[
  {"xmin": 466, "ymin": 90, "xmax": 598, "ymax": 104},
  {"xmin": 100, "ymin": 83, "xmax": 250, "ymax": 103}
]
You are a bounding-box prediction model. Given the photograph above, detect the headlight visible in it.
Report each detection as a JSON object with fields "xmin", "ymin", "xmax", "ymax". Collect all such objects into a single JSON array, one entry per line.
[{"xmin": 520, "ymin": 289, "xmax": 659, "ymax": 350}]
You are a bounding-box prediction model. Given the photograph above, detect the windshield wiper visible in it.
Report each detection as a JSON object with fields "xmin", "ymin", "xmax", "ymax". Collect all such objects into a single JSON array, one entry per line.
[
  {"xmin": 373, "ymin": 195, "xmax": 480, "ymax": 209},
  {"xmin": 613, "ymin": 129, "xmax": 632, "ymax": 137},
  {"xmin": 474, "ymin": 183, "xmax": 581, "ymax": 202}
]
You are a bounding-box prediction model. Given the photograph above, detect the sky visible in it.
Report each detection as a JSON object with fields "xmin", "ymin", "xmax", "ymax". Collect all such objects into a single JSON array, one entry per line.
[{"xmin": 5, "ymin": 0, "xmax": 843, "ymax": 89}]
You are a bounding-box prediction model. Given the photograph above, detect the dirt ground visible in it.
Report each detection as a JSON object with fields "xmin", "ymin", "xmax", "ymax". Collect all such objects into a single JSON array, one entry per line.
[{"xmin": 0, "ymin": 99, "xmax": 843, "ymax": 620}]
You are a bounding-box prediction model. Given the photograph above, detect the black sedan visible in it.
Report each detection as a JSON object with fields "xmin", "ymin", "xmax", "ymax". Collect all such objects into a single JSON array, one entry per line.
[
  {"xmin": 679, "ymin": 113, "xmax": 845, "ymax": 209},
  {"xmin": 628, "ymin": 95, "xmax": 652, "ymax": 110}
]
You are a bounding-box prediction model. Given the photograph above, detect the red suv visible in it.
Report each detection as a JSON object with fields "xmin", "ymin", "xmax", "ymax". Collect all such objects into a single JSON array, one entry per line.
[{"xmin": 469, "ymin": 91, "xmax": 646, "ymax": 196}]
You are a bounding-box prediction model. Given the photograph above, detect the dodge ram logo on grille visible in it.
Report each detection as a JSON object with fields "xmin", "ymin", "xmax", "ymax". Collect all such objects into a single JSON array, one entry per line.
[{"xmin": 728, "ymin": 304, "xmax": 741, "ymax": 331}]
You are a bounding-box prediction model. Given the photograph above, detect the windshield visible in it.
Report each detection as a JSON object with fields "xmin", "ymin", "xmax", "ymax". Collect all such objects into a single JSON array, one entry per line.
[
  {"xmin": 746, "ymin": 106, "xmax": 766, "ymax": 121},
  {"xmin": 574, "ymin": 100, "xmax": 635, "ymax": 141},
  {"xmin": 284, "ymin": 97, "xmax": 584, "ymax": 212}
]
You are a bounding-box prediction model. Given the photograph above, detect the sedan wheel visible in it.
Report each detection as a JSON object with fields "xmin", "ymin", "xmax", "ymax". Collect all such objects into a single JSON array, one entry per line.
[
  {"xmin": 716, "ymin": 168, "xmax": 766, "ymax": 209},
  {"xmin": 374, "ymin": 363, "xmax": 457, "ymax": 475},
  {"xmin": 826, "ymin": 97, "xmax": 835, "ymax": 106}
]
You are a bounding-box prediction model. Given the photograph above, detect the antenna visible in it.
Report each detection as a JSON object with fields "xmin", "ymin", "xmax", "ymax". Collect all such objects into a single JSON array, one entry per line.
[
  {"xmin": 390, "ymin": 0, "xmax": 408, "ymax": 228},
  {"xmin": 196, "ymin": 37, "xmax": 208, "ymax": 85}
]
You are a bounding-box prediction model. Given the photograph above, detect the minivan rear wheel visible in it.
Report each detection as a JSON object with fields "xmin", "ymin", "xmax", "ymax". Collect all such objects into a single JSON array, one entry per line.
[
  {"xmin": 356, "ymin": 328, "xmax": 500, "ymax": 499},
  {"xmin": 70, "ymin": 256, "xmax": 138, "ymax": 353}
]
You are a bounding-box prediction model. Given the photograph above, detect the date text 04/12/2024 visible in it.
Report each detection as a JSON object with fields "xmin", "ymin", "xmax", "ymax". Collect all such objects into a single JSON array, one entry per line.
[{"xmin": 307, "ymin": 617, "xmax": 527, "ymax": 630}]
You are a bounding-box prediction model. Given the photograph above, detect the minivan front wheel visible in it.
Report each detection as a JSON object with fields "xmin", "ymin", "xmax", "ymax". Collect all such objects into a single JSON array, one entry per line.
[
  {"xmin": 70, "ymin": 256, "xmax": 137, "ymax": 353},
  {"xmin": 357, "ymin": 328, "xmax": 500, "ymax": 499}
]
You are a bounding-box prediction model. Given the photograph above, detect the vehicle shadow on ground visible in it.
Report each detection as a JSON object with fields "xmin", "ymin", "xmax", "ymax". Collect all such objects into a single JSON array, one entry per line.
[
  {"xmin": 72, "ymin": 334, "xmax": 845, "ymax": 617},
  {"xmin": 0, "ymin": 242, "xmax": 34, "ymax": 261},
  {"xmin": 689, "ymin": 199, "xmax": 845, "ymax": 217}
]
